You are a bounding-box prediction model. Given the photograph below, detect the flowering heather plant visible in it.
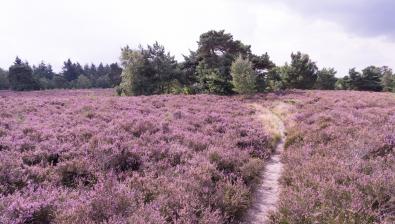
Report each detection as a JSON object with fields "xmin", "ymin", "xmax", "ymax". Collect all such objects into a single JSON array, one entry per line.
[
  {"xmin": 265, "ymin": 90, "xmax": 395, "ymax": 224},
  {"xmin": 0, "ymin": 89, "xmax": 273, "ymax": 223}
]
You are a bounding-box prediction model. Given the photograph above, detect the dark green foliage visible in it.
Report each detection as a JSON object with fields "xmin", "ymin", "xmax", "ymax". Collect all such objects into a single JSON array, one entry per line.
[
  {"xmin": 335, "ymin": 76, "xmax": 351, "ymax": 90},
  {"xmin": 0, "ymin": 56, "xmax": 143, "ymax": 92},
  {"xmin": 109, "ymin": 63, "xmax": 122, "ymax": 87},
  {"xmin": 8, "ymin": 57, "xmax": 39, "ymax": 91},
  {"xmin": 62, "ymin": 59, "xmax": 84, "ymax": 82},
  {"xmin": 97, "ymin": 63, "xmax": 107, "ymax": 77},
  {"xmin": 265, "ymin": 67, "xmax": 286, "ymax": 91},
  {"xmin": 180, "ymin": 31, "xmax": 274, "ymax": 94},
  {"xmin": 195, "ymin": 30, "xmax": 252, "ymax": 94},
  {"xmin": 32, "ymin": 62, "xmax": 56, "ymax": 89},
  {"xmin": 145, "ymin": 42, "xmax": 180, "ymax": 93},
  {"xmin": 251, "ymin": 53, "xmax": 276, "ymax": 92},
  {"xmin": 33, "ymin": 62, "xmax": 55, "ymax": 80},
  {"xmin": 75, "ymin": 75, "xmax": 92, "ymax": 89},
  {"xmin": 282, "ymin": 52, "xmax": 318, "ymax": 89},
  {"xmin": 348, "ymin": 68, "xmax": 362, "ymax": 89},
  {"xmin": 381, "ymin": 67, "xmax": 394, "ymax": 92},
  {"xmin": 118, "ymin": 42, "xmax": 179, "ymax": 96},
  {"xmin": 0, "ymin": 68, "xmax": 9, "ymax": 90},
  {"xmin": 360, "ymin": 66, "xmax": 383, "ymax": 91},
  {"xmin": 2, "ymin": 30, "xmax": 394, "ymax": 94},
  {"xmin": 196, "ymin": 64, "xmax": 231, "ymax": 94},
  {"xmin": 250, "ymin": 53, "xmax": 276, "ymax": 72},
  {"xmin": 315, "ymin": 68, "xmax": 338, "ymax": 90},
  {"xmin": 83, "ymin": 64, "xmax": 97, "ymax": 80},
  {"xmin": 53, "ymin": 75, "xmax": 68, "ymax": 89},
  {"xmin": 180, "ymin": 50, "xmax": 199, "ymax": 86},
  {"xmin": 341, "ymin": 67, "xmax": 384, "ymax": 91}
]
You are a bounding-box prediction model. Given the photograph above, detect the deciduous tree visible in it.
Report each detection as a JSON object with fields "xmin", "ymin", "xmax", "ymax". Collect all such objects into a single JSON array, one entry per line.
[
  {"xmin": 381, "ymin": 66, "xmax": 394, "ymax": 92},
  {"xmin": 230, "ymin": 55, "xmax": 256, "ymax": 94}
]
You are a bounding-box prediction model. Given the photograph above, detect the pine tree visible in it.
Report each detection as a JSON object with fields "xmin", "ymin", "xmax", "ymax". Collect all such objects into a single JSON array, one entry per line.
[
  {"xmin": 282, "ymin": 52, "xmax": 318, "ymax": 89},
  {"xmin": 0, "ymin": 68, "xmax": 9, "ymax": 90},
  {"xmin": 9, "ymin": 57, "xmax": 39, "ymax": 91},
  {"xmin": 315, "ymin": 68, "xmax": 337, "ymax": 90}
]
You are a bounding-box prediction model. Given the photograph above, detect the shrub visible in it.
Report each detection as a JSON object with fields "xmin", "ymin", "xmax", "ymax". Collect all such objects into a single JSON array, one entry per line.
[
  {"xmin": 271, "ymin": 90, "xmax": 395, "ymax": 223},
  {"xmin": 74, "ymin": 75, "xmax": 92, "ymax": 89},
  {"xmin": 0, "ymin": 90, "xmax": 273, "ymax": 223},
  {"xmin": 107, "ymin": 150, "xmax": 142, "ymax": 173},
  {"xmin": 209, "ymin": 150, "xmax": 242, "ymax": 175},
  {"xmin": 88, "ymin": 180, "xmax": 135, "ymax": 223},
  {"xmin": 284, "ymin": 129, "xmax": 303, "ymax": 149},
  {"xmin": 22, "ymin": 153, "xmax": 43, "ymax": 166},
  {"xmin": 240, "ymin": 158, "xmax": 263, "ymax": 185},
  {"xmin": 0, "ymin": 155, "xmax": 27, "ymax": 195},
  {"xmin": 216, "ymin": 179, "xmax": 250, "ymax": 220},
  {"xmin": 58, "ymin": 161, "xmax": 96, "ymax": 188},
  {"xmin": 47, "ymin": 153, "xmax": 60, "ymax": 166},
  {"xmin": 24, "ymin": 205, "xmax": 55, "ymax": 224}
]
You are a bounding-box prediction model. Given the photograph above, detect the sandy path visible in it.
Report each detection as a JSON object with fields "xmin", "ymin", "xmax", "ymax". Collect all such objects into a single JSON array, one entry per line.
[{"xmin": 243, "ymin": 104, "xmax": 286, "ymax": 224}]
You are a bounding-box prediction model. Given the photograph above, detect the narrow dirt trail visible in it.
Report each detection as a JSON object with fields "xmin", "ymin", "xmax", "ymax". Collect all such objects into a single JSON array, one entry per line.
[{"xmin": 243, "ymin": 104, "xmax": 286, "ymax": 224}]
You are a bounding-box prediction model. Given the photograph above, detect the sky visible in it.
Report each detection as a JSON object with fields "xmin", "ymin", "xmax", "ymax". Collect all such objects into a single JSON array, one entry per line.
[{"xmin": 1, "ymin": 0, "xmax": 395, "ymax": 76}]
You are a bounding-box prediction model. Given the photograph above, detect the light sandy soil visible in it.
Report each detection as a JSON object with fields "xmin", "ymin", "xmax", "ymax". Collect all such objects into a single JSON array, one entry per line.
[{"xmin": 243, "ymin": 104, "xmax": 286, "ymax": 224}]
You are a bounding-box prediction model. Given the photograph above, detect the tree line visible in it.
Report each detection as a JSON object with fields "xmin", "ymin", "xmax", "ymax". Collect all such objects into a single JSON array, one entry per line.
[
  {"xmin": 1, "ymin": 30, "xmax": 394, "ymax": 94},
  {"xmin": 117, "ymin": 30, "xmax": 395, "ymax": 95},
  {"xmin": 0, "ymin": 57, "xmax": 122, "ymax": 91}
]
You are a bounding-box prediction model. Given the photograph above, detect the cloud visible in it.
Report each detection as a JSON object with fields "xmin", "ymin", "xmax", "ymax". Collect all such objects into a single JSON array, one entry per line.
[
  {"xmin": 258, "ymin": 0, "xmax": 395, "ymax": 39},
  {"xmin": 0, "ymin": 0, "xmax": 394, "ymax": 77}
]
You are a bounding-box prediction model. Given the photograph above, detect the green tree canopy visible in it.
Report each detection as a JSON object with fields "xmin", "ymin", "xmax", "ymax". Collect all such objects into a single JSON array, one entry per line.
[
  {"xmin": 381, "ymin": 66, "xmax": 394, "ymax": 92},
  {"xmin": 250, "ymin": 53, "xmax": 276, "ymax": 92},
  {"xmin": 33, "ymin": 62, "xmax": 55, "ymax": 80},
  {"xmin": 109, "ymin": 63, "xmax": 122, "ymax": 87},
  {"xmin": 360, "ymin": 66, "xmax": 383, "ymax": 91},
  {"xmin": 180, "ymin": 50, "xmax": 199, "ymax": 86},
  {"xmin": 0, "ymin": 68, "xmax": 9, "ymax": 90},
  {"xmin": 230, "ymin": 55, "xmax": 256, "ymax": 94},
  {"xmin": 75, "ymin": 75, "xmax": 92, "ymax": 89},
  {"xmin": 62, "ymin": 59, "xmax": 84, "ymax": 82},
  {"xmin": 9, "ymin": 57, "xmax": 39, "ymax": 91},
  {"xmin": 346, "ymin": 66, "xmax": 384, "ymax": 91},
  {"xmin": 347, "ymin": 68, "xmax": 362, "ymax": 90},
  {"xmin": 335, "ymin": 75, "xmax": 353, "ymax": 90},
  {"xmin": 195, "ymin": 30, "xmax": 252, "ymax": 94},
  {"xmin": 314, "ymin": 68, "xmax": 337, "ymax": 90},
  {"xmin": 118, "ymin": 42, "xmax": 179, "ymax": 96},
  {"xmin": 282, "ymin": 52, "xmax": 318, "ymax": 89},
  {"xmin": 179, "ymin": 30, "xmax": 274, "ymax": 94},
  {"xmin": 119, "ymin": 47, "xmax": 145, "ymax": 96}
]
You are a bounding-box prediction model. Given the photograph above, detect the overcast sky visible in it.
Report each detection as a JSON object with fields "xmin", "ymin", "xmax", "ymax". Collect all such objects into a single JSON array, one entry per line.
[{"xmin": 1, "ymin": 0, "xmax": 395, "ymax": 76}]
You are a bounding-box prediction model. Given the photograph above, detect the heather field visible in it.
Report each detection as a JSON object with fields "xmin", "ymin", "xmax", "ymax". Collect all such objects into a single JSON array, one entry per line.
[
  {"xmin": 262, "ymin": 91, "xmax": 395, "ymax": 224},
  {"xmin": 0, "ymin": 89, "xmax": 274, "ymax": 223},
  {"xmin": 0, "ymin": 89, "xmax": 395, "ymax": 224}
]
